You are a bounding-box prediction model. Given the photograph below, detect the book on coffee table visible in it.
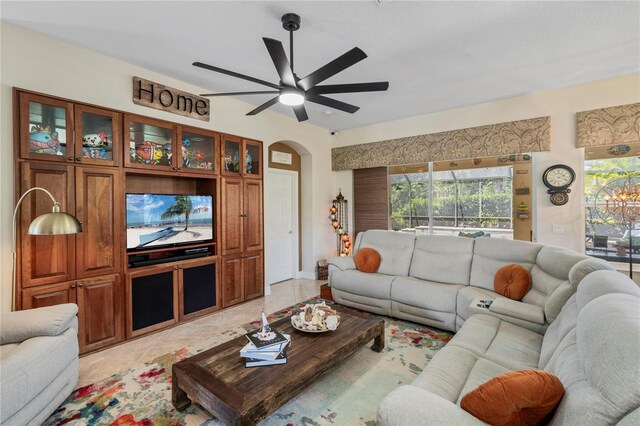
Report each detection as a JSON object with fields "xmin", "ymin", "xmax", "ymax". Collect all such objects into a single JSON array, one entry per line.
[
  {"xmin": 240, "ymin": 334, "xmax": 290, "ymax": 361},
  {"xmin": 245, "ymin": 349, "xmax": 288, "ymax": 367},
  {"xmin": 245, "ymin": 327, "xmax": 288, "ymax": 349}
]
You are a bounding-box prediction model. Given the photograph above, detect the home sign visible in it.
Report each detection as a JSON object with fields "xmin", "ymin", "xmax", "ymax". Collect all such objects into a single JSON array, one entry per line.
[{"xmin": 132, "ymin": 77, "xmax": 210, "ymax": 122}]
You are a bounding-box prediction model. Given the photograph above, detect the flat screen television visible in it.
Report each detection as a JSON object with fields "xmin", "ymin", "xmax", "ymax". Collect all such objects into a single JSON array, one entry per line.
[{"xmin": 126, "ymin": 193, "xmax": 213, "ymax": 250}]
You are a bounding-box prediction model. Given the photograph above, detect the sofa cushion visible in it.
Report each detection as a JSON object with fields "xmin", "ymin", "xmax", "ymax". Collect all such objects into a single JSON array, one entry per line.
[
  {"xmin": 494, "ymin": 264, "xmax": 530, "ymax": 300},
  {"xmin": 330, "ymin": 269, "xmax": 395, "ymax": 300},
  {"xmin": 456, "ymin": 286, "xmax": 500, "ymax": 321},
  {"xmin": 449, "ymin": 314, "xmax": 542, "ymax": 371},
  {"xmin": 392, "ymin": 277, "xmax": 463, "ymax": 314},
  {"xmin": 355, "ymin": 230, "xmax": 416, "ymax": 276},
  {"xmin": 378, "ymin": 385, "xmax": 487, "ymax": 426},
  {"xmin": 524, "ymin": 246, "xmax": 586, "ymax": 310},
  {"xmin": 411, "ymin": 345, "xmax": 484, "ymax": 402},
  {"xmin": 354, "ymin": 247, "xmax": 381, "ymax": 273},
  {"xmin": 409, "ymin": 235, "xmax": 474, "ymax": 285},
  {"xmin": 470, "ymin": 238, "xmax": 542, "ymax": 292},
  {"xmin": 461, "ymin": 370, "xmax": 564, "ymax": 426}
]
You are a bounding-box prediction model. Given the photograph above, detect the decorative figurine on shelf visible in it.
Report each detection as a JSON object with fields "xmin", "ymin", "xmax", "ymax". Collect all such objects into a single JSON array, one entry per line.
[
  {"xmin": 225, "ymin": 151, "xmax": 240, "ymax": 173},
  {"xmin": 134, "ymin": 141, "xmax": 168, "ymax": 165},
  {"xmin": 246, "ymin": 150, "xmax": 253, "ymax": 174},
  {"xmin": 29, "ymin": 125, "xmax": 62, "ymax": 155},
  {"xmin": 82, "ymin": 130, "xmax": 109, "ymax": 159}
]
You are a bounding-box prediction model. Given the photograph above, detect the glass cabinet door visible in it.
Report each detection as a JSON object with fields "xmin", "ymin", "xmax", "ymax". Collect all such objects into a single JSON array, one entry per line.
[
  {"xmin": 20, "ymin": 93, "xmax": 74, "ymax": 162},
  {"xmin": 244, "ymin": 139, "xmax": 262, "ymax": 178},
  {"xmin": 125, "ymin": 115, "xmax": 175, "ymax": 170},
  {"xmin": 222, "ymin": 134, "xmax": 242, "ymax": 175},
  {"xmin": 179, "ymin": 127, "xmax": 218, "ymax": 174},
  {"xmin": 74, "ymin": 105, "xmax": 121, "ymax": 166}
]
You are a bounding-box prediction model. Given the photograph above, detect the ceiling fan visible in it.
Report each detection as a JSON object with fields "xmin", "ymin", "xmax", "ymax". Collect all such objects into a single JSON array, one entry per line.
[{"xmin": 193, "ymin": 13, "xmax": 389, "ymax": 122}]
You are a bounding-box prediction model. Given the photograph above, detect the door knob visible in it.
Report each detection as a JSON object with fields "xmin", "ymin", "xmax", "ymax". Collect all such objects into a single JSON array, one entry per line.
[{"xmin": 288, "ymin": 230, "xmax": 292, "ymax": 234}]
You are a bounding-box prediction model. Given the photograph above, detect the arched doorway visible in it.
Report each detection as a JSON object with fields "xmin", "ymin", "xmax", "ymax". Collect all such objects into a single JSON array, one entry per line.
[{"xmin": 264, "ymin": 141, "xmax": 311, "ymax": 287}]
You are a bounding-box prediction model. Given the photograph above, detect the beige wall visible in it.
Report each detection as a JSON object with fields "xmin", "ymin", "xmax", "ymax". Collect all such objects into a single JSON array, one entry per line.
[
  {"xmin": 335, "ymin": 73, "xmax": 640, "ymax": 253},
  {"xmin": 0, "ymin": 22, "xmax": 336, "ymax": 311}
]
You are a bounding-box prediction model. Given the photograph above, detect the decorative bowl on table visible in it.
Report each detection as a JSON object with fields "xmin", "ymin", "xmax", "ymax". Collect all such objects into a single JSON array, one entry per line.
[{"xmin": 291, "ymin": 302, "xmax": 340, "ymax": 333}]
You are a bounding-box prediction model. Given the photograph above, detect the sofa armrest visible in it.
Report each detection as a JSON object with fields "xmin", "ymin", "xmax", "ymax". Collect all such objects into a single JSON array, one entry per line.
[
  {"xmin": 569, "ymin": 258, "xmax": 613, "ymax": 288},
  {"xmin": 489, "ymin": 298, "xmax": 545, "ymax": 325},
  {"xmin": 327, "ymin": 256, "xmax": 356, "ymax": 272},
  {"xmin": 0, "ymin": 303, "xmax": 78, "ymax": 345},
  {"xmin": 378, "ymin": 385, "xmax": 486, "ymax": 426}
]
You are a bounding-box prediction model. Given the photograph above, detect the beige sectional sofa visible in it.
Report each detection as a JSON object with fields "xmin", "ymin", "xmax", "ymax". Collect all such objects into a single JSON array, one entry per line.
[
  {"xmin": 328, "ymin": 230, "xmax": 611, "ymax": 333},
  {"xmin": 377, "ymin": 270, "xmax": 640, "ymax": 425}
]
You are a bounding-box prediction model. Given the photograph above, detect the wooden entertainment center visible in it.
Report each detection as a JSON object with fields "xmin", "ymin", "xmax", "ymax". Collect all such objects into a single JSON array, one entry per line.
[{"xmin": 13, "ymin": 88, "xmax": 264, "ymax": 354}]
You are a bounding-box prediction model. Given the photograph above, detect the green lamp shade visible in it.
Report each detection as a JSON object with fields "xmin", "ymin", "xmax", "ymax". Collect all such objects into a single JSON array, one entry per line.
[{"xmin": 27, "ymin": 211, "xmax": 82, "ymax": 235}]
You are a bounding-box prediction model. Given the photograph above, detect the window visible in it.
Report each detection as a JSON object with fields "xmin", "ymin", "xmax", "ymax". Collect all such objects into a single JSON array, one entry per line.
[
  {"xmin": 389, "ymin": 157, "xmax": 526, "ymax": 239},
  {"xmin": 431, "ymin": 166, "xmax": 513, "ymax": 237},
  {"xmin": 584, "ymin": 145, "xmax": 640, "ymax": 262}
]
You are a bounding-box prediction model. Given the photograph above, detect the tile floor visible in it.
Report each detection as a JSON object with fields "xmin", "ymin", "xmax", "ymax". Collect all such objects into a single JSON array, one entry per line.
[{"xmin": 78, "ymin": 279, "xmax": 323, "ymax": 387}]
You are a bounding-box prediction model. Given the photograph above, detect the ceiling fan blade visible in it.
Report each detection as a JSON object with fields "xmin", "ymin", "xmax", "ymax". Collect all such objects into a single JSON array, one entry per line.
[
  {"xmin": 193, "ymin": 61, "xmax": 281, "ymax": 90},
  {"xmin": 306, "ymin": 93, "xmax": 360, "ymax": 114},
  {"xmin": 298, "ymin": 47, "xmax": 368, "ymax": 91},
  {"xmin": 308, "ymin": 82, "xmax": 389, "ymax": 95},
  {"xmin": 263, "ymin": 38, "xmax": 296, "ymax": 87},
  {"xmin": 292, "ymin": 104, "xmax": 309, "ymax": 122},
  {"xmin": 200, "ymin": 90, "xmax": 279, "ymax": 97},
  {"xmin": 246, "ymin": 96, "xmax": 279, "ymax": 116}
]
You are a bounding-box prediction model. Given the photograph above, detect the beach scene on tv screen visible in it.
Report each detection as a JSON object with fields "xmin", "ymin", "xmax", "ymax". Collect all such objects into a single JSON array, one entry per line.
[{"xmin": 126, "ymin": 194, "xmax": 213, "ymax": 249}]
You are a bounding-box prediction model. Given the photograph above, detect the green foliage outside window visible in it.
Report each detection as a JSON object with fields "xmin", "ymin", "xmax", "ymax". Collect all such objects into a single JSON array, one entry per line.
[{"xmin": 390, "ymin": 167, "xmax": 513, "ymax": 231}]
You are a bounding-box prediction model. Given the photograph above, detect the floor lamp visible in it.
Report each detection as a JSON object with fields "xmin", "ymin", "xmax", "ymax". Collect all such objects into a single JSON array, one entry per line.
[{"xmin": 12, "ymin": 187, "xmax": 82, "ymax": 311}]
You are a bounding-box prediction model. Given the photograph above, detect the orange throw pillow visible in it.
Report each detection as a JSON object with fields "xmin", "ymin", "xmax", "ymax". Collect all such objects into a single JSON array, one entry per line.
[
  {"xmin": 494, "ymin": 264, "xmax": 531, "ymax": 301},
  {"xmin": 354, "ymin": 248, "xmax": 381, "ymax": 273},
  {"xmin": 461, "ymin": 370, "xmax": 564, "ymax": 426}
]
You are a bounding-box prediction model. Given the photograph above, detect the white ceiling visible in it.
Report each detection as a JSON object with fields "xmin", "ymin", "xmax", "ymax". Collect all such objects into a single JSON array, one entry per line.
[{"xmin": 2, "ymin": 1, "xmax": 639, "ymax": 130}]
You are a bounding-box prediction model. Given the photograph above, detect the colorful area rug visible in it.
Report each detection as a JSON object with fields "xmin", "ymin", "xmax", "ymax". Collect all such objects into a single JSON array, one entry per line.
[{"xmin": 45, "ymin": 302, "xmax": 452, "ymax": 426}]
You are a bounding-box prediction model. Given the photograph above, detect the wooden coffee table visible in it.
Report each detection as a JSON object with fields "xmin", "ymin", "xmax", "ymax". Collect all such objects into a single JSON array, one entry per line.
[{"xmin": 172, "ymin": 303, "xmax": 385, "ymax": 425}]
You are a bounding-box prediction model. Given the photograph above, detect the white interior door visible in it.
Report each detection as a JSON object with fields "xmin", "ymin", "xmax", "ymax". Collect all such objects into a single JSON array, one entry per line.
[{"xmin": 265, "ymin": 170, "xmax": 298, "ymax": 285}]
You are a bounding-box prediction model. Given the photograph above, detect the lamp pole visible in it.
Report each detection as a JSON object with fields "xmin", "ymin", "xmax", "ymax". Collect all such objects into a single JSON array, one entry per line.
[
  {"xmin": 629, "ymin": 220, "xmax": 633, "ymax": 279},
  {"xmin": 12, "ymin": 187, "xmax": 82, "ymax": 311}
]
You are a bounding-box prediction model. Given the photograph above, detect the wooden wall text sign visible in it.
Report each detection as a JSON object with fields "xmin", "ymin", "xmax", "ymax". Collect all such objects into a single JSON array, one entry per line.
[{"xmin": 132, "ymin": 77, "xmax": 210, "ymax": 122}]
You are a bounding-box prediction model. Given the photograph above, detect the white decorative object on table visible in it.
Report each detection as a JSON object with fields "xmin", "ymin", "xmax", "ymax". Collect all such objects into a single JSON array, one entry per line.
[{"xmin": 291, "ymin": 301, "xmax": 340, "ymax": 332}]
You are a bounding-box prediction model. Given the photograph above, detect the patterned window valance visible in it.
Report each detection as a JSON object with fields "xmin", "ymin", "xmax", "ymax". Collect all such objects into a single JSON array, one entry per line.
[
  {"xmin": 331, "ymin": 116, "xmax": 550, "ymax": 171},
  {"xmin": 577, "ymin": 103, "xmax": 640, "ymax": 148}
]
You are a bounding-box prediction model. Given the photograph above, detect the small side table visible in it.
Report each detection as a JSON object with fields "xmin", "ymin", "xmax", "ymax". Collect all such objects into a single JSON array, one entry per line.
[{"xmin": 320, "ymin": 283, "xmax": 333, "ymax": 301}]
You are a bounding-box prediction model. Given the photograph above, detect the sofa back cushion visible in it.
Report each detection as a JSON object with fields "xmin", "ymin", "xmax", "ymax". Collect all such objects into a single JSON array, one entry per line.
[
  {"xmin": 469, "ymin": 238, "xmax": 542, "ymax": 291},
  {"xmin": 528, "ymin": 246, "xmax": 585, "ymax": 303},
  {"xmin": 355, "ymin": 230, "xmax": 416, "ymax": 276},
  {"xmin": 409, "ymin": 235, "xmax": 474, "ymax": 285},
  {"xmin": 540, "ymin": 271, "xmax": 640, "ymax": 425}
]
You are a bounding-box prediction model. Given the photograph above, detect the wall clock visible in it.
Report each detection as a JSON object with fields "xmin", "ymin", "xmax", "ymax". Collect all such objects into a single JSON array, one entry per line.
[{"xmin": 543, "ymin": 164, "xmax": 575, "ymax": 206}]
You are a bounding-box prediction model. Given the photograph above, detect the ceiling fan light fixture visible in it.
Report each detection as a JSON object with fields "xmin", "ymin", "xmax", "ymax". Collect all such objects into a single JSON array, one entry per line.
[{"xmin": 279, "ymin": 88, "xmax": 305, "ymax": 106}]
